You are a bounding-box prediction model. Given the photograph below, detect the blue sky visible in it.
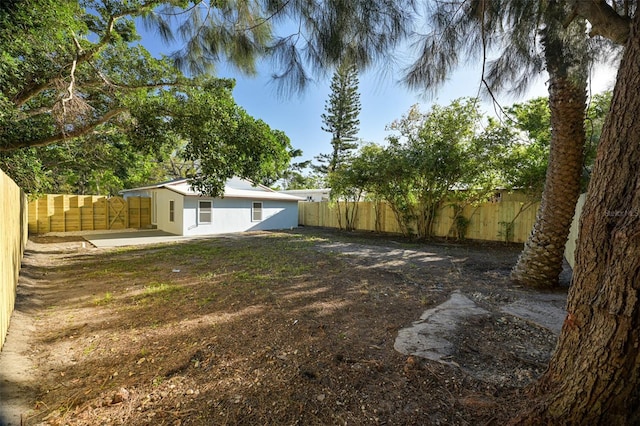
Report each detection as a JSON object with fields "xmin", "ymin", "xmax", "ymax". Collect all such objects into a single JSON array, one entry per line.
[{"xmin": 137, "ymin": 26, "xmax": 617, "ymax": 167}]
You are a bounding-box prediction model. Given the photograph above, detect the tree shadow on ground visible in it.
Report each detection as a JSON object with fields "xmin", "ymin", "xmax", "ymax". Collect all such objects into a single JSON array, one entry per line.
[{"xmin": 3, "ymin": 229, "xmax": 560, "ymax": 425}]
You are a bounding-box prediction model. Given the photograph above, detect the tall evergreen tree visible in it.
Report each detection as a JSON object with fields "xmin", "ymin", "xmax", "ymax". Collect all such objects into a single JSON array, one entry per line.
[{"xmin": 315, "ymin": 59, "xmax": 361, "ymax": 175}]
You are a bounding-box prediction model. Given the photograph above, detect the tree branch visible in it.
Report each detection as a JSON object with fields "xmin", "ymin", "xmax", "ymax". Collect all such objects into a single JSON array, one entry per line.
[
  {"xmin": 79, "ymin": 77, "xmax": 188, "ymax": 91},
  {"xmin": 76, "ymin": 1, "xmax": 164, "ymax": 64},
  {"xmin": 0, "ymin": 108, "xmax": 127, "ymax": 151},
  {"xmin": 568, "ymin": 0, "xmax": 631, "ymax": 45},
  {"xmin": 13, "ymin": 1, "xmax": 165, "ymax": 107},
  {"xmin": 18, "ymin": 106, "xmax": 55, "ymax": 119},
  {"xmin": 61, "ymin": 36, "xmax": 82, "ymax": 118}
]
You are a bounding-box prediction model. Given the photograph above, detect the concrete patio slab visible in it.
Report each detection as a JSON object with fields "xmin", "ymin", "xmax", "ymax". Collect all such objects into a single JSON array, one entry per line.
[
  {"xmin": 82, "ymin": 230, "xmax": 193, "ymax": 248},
  {"xmin": 394, "ymin": 290, "xmax": 490, "ymax": 363},
  {"xmin": 394, "ymin": 289, "xmax": 567, "ymax": 366}
]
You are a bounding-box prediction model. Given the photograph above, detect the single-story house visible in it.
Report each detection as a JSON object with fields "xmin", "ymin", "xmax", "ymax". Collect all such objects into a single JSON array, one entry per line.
[{"xmin": 120, "ymin": 177, "xmax": 304, "ymax": 236}]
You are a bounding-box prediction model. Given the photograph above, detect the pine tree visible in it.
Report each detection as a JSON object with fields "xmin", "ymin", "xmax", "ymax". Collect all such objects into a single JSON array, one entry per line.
[{"xmin": 315, "ymin": 60, "xmax": 361, "ymax": 175}]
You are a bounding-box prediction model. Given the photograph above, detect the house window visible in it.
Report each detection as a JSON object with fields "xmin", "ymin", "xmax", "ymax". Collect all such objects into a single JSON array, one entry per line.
[
  {"xmin": 252, "ymin": 201, "xmax": 263, "ymax": 221},
  {"xmin": 199, "ymin": 200, "xmax": 212, "ymax": 224},
  {"xmin": 169, "ymin": 200, "xmax": 175, "ymax": 222}
]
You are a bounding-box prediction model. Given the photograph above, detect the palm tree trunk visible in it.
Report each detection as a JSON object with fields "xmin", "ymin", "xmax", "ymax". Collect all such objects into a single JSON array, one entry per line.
[{"xmin": 511, "ymin": 2, "xmax": 587, "ymax": 288}]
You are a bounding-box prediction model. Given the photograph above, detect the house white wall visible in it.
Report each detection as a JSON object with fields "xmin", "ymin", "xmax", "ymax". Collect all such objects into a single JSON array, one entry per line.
[
  {"xmin": 121, "ymin": 178, "xmax": 301, "ymax": 236},
  {"xmin": 180, "ymin": 197, "xmax": 299, "ymax": 236}
]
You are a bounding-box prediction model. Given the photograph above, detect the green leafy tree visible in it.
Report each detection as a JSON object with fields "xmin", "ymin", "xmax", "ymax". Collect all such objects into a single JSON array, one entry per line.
[
  {"xmin": 499, "ymin": 93, "xmax": 611, "ymax": 198},
  {"xmin": 0, "ymin": 0, "xmax": 410, "ymax": 195},
  {"xmin": 270, "ymin": 151, "xmax": 324, "ymax": 190},
  {"xmin": 390, "ymin": 102, "xmax": 477, "ymax": 238},
  {"xmin": 346, "ymin": 143, "xmax": 389, "ymax": 232},
  {"xmin": 498, "ymin": 97, "xmax": 553, "ymax": 198},
  {"xmin": 278, "ymin": 170, "xmax": 324, "ymax": 190},
  {"xmin": 159, "ymin": 142, "xmax": 200, "ymax": 181},
  {"xmin": 173, "ymin": 87, "xmax": 294, "ymax": 196},
  {"xmin": 0, "ymin": 148, "xmax": 52, "ymax": 195},
  {"xmin": 582, "ymin": 90, "xmax": 612, "ymax": 184},
  {"xmin": 258, "ymin": 149, "xmax": 309, "ymax": 188},
  {"xmin": 355, "ymin": 142, "xmax": 417, "ymax": 237},
  {"xmin": 356, "ymin": 99, "xmax": 507, "ymax": 239},
  {"xmin": 344, "ymin": 100, "xmax": 544, "ymax": 240},
  {"xmin": 0, "ymin": 128, "xmax": 198, "ymax": 195},
  {"xmin": 326, "ymin": 164, "xmax": 364, "ymax": 231},
  {"xmin": 35, "ymin": 135, "xmax": 164, "ymax": 195},
  {"xmin": 0, "ymin": 1, "xmax": 299, "ymax": 195}
]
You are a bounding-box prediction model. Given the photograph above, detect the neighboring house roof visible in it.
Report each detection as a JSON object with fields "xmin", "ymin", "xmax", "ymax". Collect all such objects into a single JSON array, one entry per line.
[
  {"xmin": 279, "ymin": 188, "xmax": 331, "ymax": 195},
  {"xmin": 120, "ymin": 177, "xmax": 305, "ymax": 202}
]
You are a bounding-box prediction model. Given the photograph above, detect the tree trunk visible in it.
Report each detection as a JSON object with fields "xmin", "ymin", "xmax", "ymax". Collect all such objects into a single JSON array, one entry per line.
[
  {"xmin": 515, "ymin": 12, "xmax": 640, "ymax": 424},
  {"xmin": 511, "ymin": 3, "xmax": 588, "ymax": 288}
]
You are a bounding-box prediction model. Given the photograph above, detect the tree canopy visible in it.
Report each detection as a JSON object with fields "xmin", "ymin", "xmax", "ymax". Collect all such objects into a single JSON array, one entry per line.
[
  {"xmin": 1, "ymin": 0, "xmax": 412, "ymax": 150},
  {"xmin": 0, "ymin": 0, "xmax": 306, "ymax": 195},
  {"xmin": 329, "ymin": 99, "xmax": 513, "ymax": 238}
]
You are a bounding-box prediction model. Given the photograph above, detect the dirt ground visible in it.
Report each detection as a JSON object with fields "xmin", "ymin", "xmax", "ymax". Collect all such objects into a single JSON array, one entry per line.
[{"xmin": 0, "ymin": 227, "xmax": 568, "ymax": 425}]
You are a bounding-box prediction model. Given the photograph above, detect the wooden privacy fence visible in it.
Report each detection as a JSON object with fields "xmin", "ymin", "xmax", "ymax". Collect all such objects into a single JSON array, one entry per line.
[
  {"xmin": 298, "ymin": 198, "xmax": 541, "ymax": 244},
  {"xmin": 28, "ymin": 194, "xmax": 151, "ymax": 234},
  {"xmin": 1, "ymin": 168, "xmax": 28, "ymax": 350}
]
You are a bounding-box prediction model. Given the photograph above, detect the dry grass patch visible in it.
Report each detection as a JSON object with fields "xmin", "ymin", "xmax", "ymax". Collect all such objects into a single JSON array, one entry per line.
[{"xmin": 14, "ymin": 229, "xmax": 553, "ymax": 425}]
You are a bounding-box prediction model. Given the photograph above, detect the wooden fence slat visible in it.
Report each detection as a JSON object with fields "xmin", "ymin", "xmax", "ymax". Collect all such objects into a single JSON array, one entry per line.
[
  {"xmin": 299, "ymin": 199, "xmax": 540, "ymax": 243},
  {"xmin": 27, "ymin": 194, "xmax": 152, "ymax": 234},
  {"xmin": 1, "ymin": 168, "xmax": 28, "ymax": 350}
]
